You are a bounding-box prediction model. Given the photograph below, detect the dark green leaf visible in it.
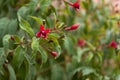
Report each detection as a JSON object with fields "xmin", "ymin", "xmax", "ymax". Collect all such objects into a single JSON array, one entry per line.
[
  {"xmin": 31, "ymin": 37, "xmax": 47, "ymax": 63},
  {"xmin": 12, "ymin": 46, "xmax": 26, "ymax": 70}
]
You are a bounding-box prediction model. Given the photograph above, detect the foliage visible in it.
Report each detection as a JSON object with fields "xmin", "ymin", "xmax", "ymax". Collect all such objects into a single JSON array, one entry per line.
[{"xmin": 0, "ymin": 0, "xmax": 120, "ymax": 80}]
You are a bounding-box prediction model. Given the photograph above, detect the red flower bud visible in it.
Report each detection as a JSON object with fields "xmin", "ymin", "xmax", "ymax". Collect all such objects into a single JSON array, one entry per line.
[
  {"xmin": 67, "ymin": 0, "xmax": 80, "ymax": 9},
  {"xmin": 78, "ymin": 39, "xmax": 85, "ymax": 47},
  {"xmin": 10, "ymin": 35, "xmax": 14, "ymax": 40},
  {"xmin": 50, "ymin": 51, "xmax": 58, "ymax": 57},
  {"xmin": 65, "ymin": 23, "xmax": 79, "ymax": 31},
  {"xmin": 108, "ymin": 40, "xmax": 118, "ymax": 48}
]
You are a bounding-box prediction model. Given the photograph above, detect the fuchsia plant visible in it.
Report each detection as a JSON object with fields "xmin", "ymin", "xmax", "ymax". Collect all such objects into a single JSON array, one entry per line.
[{"xmin": 1, "ymin": 0, "xmax": 120, "ymax": 80}]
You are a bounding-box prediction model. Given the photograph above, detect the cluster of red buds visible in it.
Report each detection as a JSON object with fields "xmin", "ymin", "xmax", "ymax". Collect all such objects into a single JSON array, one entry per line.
[{"xmin": 35, "ymin": 23, "xmax": 80, "ymax": 57}]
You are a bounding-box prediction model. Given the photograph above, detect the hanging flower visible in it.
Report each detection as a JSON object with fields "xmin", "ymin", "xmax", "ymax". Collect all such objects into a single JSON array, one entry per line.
[
  {"xmin": 78, "ymin": 39, "xmax": 85, "ymax": 47},
  {"xmin": 108, "ymin": 40, "xmax": 118, "ymax": 48},
  {"xmin": 36, "ymin": 25, "xmax": 50, "ymax": 38},
  {"xmin": 66, "ymin": 0, "xmax": 80, "ymax": 9},
  {"xmin": 50, "ymin": 51, "xmax": 58, "ymax": 57},
  {"xmin": 65, "ymin": 23, "xmax": 79, "ymax": 31}
]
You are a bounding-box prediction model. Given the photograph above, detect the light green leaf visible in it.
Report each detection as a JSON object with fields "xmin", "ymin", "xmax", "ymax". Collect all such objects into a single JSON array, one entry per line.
[
  {"xmin": 24, "ymin": 54, "xmax": 35, "ymax": 80},
  {"xmin": 31, "ymin": 37, "xmax": 39, "ymax": 51},
  {"xmin": 29, "ymin": 16, "xmax": 43, "ymax": 25},
  {"xmin": 85, "ymin": 52, "xmax": 94, "ymax": 62},
  {"xmin": 18, "ymin": 14, "xmax": 34, "ymax": 37},
  {"xmin": 70, "ymin": 67, "xmax": 96, "ymax": 78},
  {"xmin": 57, "ymin": 22, "xmax": 64, "ymax": 28},
  {"xmin": 82, "ymin": 67, "xmax": 95, "ymax": 76},
  {"xmin": 64, "ymin": 36, "xmax": 75, "ymax": 55},
  {"xmin": 77, "ymin": 47, "xmax": 90, "ymax": 62},
  {"xmin": 86, "ymin": 41, "xmax": 96, "ymax": 51},
  {"xmin": 48, "ymin": 33, "xmax": 60, "ymax": 39},
  {"xmin": 38, "ymin": 45, "xmax": 48, "ymax": 63},
  {"xmin": 3, "ymin": 34, "xmax": 11, "ymax": 51},
  {"xmin": 7, "ymin": 64, "xmax": 16, "ymax": 80}
]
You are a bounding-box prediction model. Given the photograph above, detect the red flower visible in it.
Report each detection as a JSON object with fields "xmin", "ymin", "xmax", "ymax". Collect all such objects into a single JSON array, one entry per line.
[
  {"xmin": 67, "ymin": 0, "xmax": 80, "ymax": 9},
  {"xmin": 65, "ymin": 23, "xmax": 79, "ymax": 31},
  {"xmin": 36, "ymin": 25, "xmax": 50, "ymax": 38},
  {"xmin": 78, "ymin": 39, "xmax": 85, "ymax": 47},
  {"xmin": 50, "ymin": 51, "xmax": 58, "ymax": 57},
  {"xmin": 108, "ymin": 40, "xmax": 118, "ymax": 48}
]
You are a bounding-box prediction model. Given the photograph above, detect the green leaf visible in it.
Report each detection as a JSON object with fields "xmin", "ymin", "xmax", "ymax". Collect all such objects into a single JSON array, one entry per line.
[
  {"xmin": 50, "ymin": 5, "xmax": 57, "ymax": 16},
  {"xmin": 3, "ymin": 34, "xmax": 11, "ymax": 51},
  {"xmin": 31, "ymin": 37, "xmax": 40, "ymax": 51},
  {"xmin": 86, "ymin": 41, "xmax": 96, "ymax": 51},
  {"xmin": 76, "ymin": 47, "xmax": 90, "ymax": 62},
  {"xmin": 48, "ymin": 33, "xmax": 60, "ymax": 39},
  {"xmin": 29, "ymin": 16, "xmax": 43, "ymax": 25},
  {"xmin": 24, "ymin": 54, "xmax": 35, "ymax": 80},
  {"xmin": 108, "ymin": 14, "xmax": 120, "ymax": 21},
  {"xmin": 48, "ymin": 34, "xmax": 61, "ymax": 58},
  {"xmin": 0, "ymin": 48, "xmax": 4, "ymax": 69},
  {"xmin": 7, "ymin": 64, "xmax": 16, "ymax": 80},
  {"xmin": 8, "ymin": 19, "xmax": 18, "ymax": 34},
  {"xmin": 0, "ymin": 35, "xmax": 10, "ymax": 73},
  {"xmin": 96, "ymin": 52, "xmax": 103, "ymax": 65},
  {"xmin": 18, "ymin": 14, "xmax": 35, "ymax": 37},
  {"xmin": 31, "ymin": 37, "xmax": 47, "ymax": 63},
  {"xmin": 40, "ymin": 0, "xmax": 51, "ymax": 8},
  {"xmin": 51, "ymin": 65, "xmax": 64, "ymax": 80},
  {"xmin": 64, "ymin": 36, "xmax": 75, "ymax": 55},
  {"xmin": 57, "ymin": 22, "xmax": 64, "ymax": 28},
  {"xmin": 14, "ymin": 35, "xmax": 21, "ymax": 43},
  {"xmin": 85, "ymin": 52, "xmax": 94, "ymax": 62},
  {"xmin": 70, "ymin": 67, "xmax": 96, "ymax": 78},
  {"xmin": 12, "ymin": 46, "xmax": 26, "ymax": 70},
  {"xmin": 38, "ymin": 45, "xmax": 48, "ymax": 63},
  {"xmin": 82, "ymin": 67, "xmax": 95, "ymax": 76},
  {"xmin": 54, "ymin": 44, "xmax": 61, "ymax": 58},
  {"xmin": 105, "ymin": 30, "xmax": 113, "ymax": 43}
]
